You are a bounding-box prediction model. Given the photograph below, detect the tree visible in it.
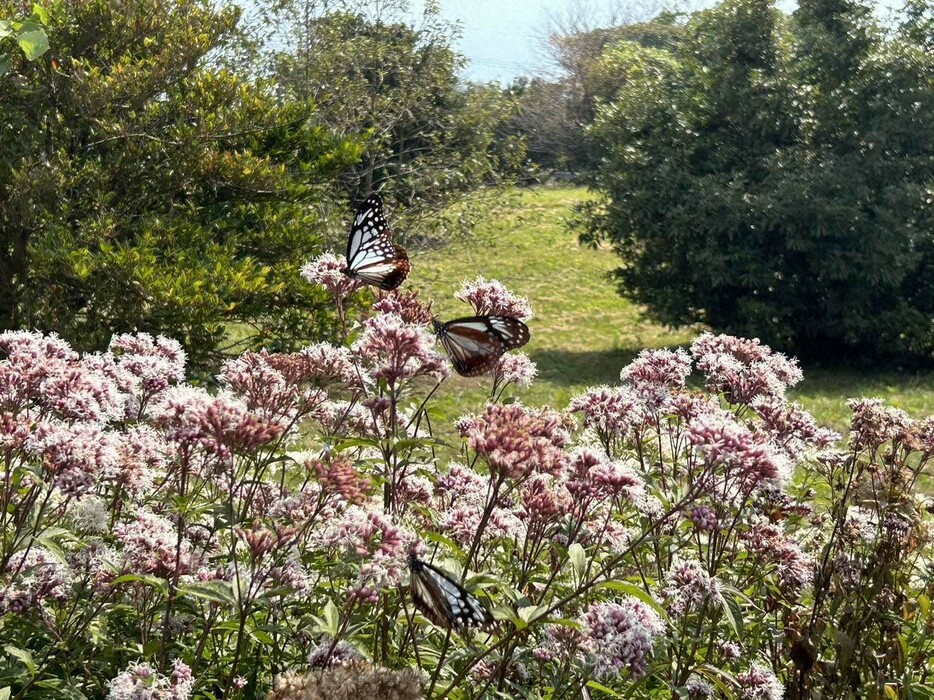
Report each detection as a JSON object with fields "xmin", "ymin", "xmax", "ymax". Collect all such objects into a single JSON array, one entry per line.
[
  {"xmin": 0, "ymin": 0, "xmax": 360, "ymax": 373},
  {"xmin": 582, "ymin": 0, "xmax": 934, "ymax": 362},
  {"xmin": 269, "ymin": 0, "xmax": 525, "ymax": 235},
  {"xmin": 507, "ymin": 12, "xmax": 686, "ymax": 172}
]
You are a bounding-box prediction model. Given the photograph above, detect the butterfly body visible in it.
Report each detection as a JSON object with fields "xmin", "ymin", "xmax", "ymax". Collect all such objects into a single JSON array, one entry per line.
[
  {"xmin": 433, "ymin": 315, "xmax": 530, "ymax": 377},
  {"xmin": 408, "ymin": 555, "xmax": 494, "ymax": 632},
  {"xmin": 341, "ymin": 194, "xmax": 410, "ymax": 291}
]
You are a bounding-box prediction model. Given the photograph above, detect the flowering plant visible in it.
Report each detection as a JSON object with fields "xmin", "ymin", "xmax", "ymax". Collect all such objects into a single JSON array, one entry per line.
[{"xmin": 1, "ymin": 273, "xmax": 932, "ymax": 700}]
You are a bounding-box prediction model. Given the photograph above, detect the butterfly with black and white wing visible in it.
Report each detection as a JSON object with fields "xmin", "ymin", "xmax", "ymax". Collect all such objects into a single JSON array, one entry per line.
[
  {"xmin": 432, "ymin": 315, "xmax": 530, "ymax": 377},
  {"xmin": 340, "ymin": 193, "xmax": 410, "ymax": 291},
  {"xmin": 408, "ymin": 555, "xmax": 495, "ymax": 632}
]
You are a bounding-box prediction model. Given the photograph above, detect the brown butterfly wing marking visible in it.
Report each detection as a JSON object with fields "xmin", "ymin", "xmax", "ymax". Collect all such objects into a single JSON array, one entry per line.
[{"xmin": 436, "ymin": 316, "xmax": 531, "ymax": 377}]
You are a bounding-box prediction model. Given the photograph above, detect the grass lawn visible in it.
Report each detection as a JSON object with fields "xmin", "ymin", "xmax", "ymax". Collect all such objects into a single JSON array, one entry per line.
[{"xmin": 408, "ymin": 186, "xmax": 934, "ymax": 432}]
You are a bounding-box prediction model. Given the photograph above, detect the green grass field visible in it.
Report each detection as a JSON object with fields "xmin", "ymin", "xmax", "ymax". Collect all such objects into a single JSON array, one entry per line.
[{"xmin": 409, "ymin": 186, "xmax": 934, "ymax": 431}]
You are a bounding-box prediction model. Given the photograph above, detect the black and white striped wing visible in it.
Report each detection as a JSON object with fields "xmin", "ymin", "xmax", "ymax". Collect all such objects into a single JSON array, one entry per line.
[
  {"xmin": 342, "ymin": 194, "xmax": 410, "ymax": 291},
  {"xmin": 433, "ymin": 316, "xmax": 531, "ymax": 377},
  {"xmin": 409, "ymin": 557, "xmax": 494, "ymax": 632}
]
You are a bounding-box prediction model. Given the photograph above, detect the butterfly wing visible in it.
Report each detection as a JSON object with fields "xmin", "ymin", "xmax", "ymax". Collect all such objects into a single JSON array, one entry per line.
[
  {"xmin": 409, "ymin": 557, "xmax": 494, "ymax": 632},
  {"xmin": 344, "ymin": 194, "xmax": 410, "ymax": 291},
  {"xmin": 437, "ymin": 316, "xmax": 530, "ymax": 377}
]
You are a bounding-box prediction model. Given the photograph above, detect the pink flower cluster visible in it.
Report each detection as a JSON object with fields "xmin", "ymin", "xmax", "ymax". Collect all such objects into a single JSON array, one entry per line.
[
  {"xmin": 107, "ymin": 660, "xmax": 194, "ymax": 700},
  {"xmin": 371, "ymin": 290, "xmax": 434, "ymax": 326},
  {"xmin": 310, "ymin": 454, "xmax": 371, "ymax": 504},
  {"xmin": 26, "ymin": 421, "xmax": 118, "ymax": 497},
  {"xmin": 352, "ymin": 312, "xmax": 448, "ymax": 383},
  {"xmin": 688, "ymin": 414, "xmax": 789, "ymax": 492},
  {"xmin": 620, "ymin": 348, "xmax": 692, "ymax": 410},
  {"xmin": 150, "ymin": 387, "xmax": 284, "ymax": 460},
  {"xmin": 492, "ymin": 352, "xmax": 537, "ymax": 389},
  {"xmin": 692, "ymin": 333, "xmax": 802, "ymax": 405},
  {"xmin": 751, "ymin": 397, "xmax": 839, "ymax": 460},
  {"xmin": 735, "ymin": 663, "xmax": 784, "ymax": 700},
  {"xmin": 569, "ymin": 386, "xmax": 644, "ymax": 445},
  {"xmin": 109, "ymin": 333, "xmax": 187, "ymax": 399},
  {"xmin": 0, "ymin": 546, "xmax": 73, "ymax": 614},
  {"xmin": 661, "ymin": 560, "xmax": 719, "ymax": 617},
  {"xmin": 742, "ymin": 522, "xmax": 814, "ymax": 595},
  {"xmin": 455, "ymin": 276, "xmax": 533, "ymax": 320},
  {"xmin": 580, "ymin": 599, "xmax": 664, "ymax": 679},
  {"xmin": 314, "ymin": 505, "xmax": 417, "ymax": 590},
  {"xmin": 301, "ymin": 252, "xmax": 357, "ymax": 299},
  {"xmin": 465, "ymin": 404, "xmax": 569, "ymax": 480},
  {"xmin": 847, "ymin": 398, "xmax": 914, "ymax": 451},
  {"xmin": 113, "ymin": 511, "xmax": 195, "ymax": 579}
]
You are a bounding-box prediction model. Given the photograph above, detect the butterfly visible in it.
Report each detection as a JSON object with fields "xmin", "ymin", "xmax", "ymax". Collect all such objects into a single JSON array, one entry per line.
[
  {"xmin": 340, "ymin": 193, "xmax": 410, "ymax": 291},
  {"xmin": 408, "ymin": 555, "xmax": 495, "ymax": 632},
  {"xmin": 432, "ymin": 315, "xmax": 530, "ymax": 377}
]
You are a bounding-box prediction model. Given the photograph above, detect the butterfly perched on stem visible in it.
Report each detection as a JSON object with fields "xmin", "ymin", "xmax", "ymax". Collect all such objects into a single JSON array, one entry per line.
[
  {"xmin": 432, "ymin": 315, "xmax": 530, "ymax": 377},
  {"xmin": 340, "ymin": 193, "xmax": 410, "ymax": 291},
  {"xmin": 408, "ymin": 555, "xmax": 494, "ymax": 632}
]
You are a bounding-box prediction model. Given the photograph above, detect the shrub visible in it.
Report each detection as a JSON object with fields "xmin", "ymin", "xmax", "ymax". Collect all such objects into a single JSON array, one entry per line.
[
  {"xmin": 581, "ymin": 0, "xmax": 934, "ymax": 362},
  {"xmin": 1, "ymin": 271, "xmax": 932, "ymax": 698},
  {"xmin": 0, "ymin": 0, "xmax": 360, "ymax": 373}
]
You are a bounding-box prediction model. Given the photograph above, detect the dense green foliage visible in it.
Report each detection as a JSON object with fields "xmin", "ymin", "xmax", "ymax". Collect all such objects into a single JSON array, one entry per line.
[
  {"xmin": 581, "ymin": 0, "xmax": 934, "ymax": 362},
  {"xmin": 0, "ymin": 0, "xmax": 364, "ymax": 372},
  {"xmin": 508, "ymin": 16, "xmax": 686, "ymax": 171}
]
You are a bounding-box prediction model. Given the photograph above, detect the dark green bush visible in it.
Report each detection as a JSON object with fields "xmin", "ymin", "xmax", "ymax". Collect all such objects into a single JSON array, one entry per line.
[
  {"xmin": 0, "ymin": 0, "xmax": 361, "ymax": 373},
  {"xmin": 582, "ymin": 0, "xmax": 934, "ymax": 363}
]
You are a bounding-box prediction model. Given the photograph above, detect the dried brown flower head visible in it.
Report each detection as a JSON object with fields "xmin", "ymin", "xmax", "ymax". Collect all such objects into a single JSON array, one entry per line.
[{"xmin": 269, "ymin": 663, "xmax": 423, "ymax": 700}]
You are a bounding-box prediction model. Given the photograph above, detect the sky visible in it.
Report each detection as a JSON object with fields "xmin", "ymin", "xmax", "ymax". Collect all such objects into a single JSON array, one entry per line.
[{"xmin": 426, "ymin": 0, "xmax": 802, "ymax": 83}]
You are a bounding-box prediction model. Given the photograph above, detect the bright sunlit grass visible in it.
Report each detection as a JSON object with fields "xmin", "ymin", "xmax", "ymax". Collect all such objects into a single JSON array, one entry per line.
[{"xmin": 410, "ymin": 185, "xmax": 934, "ymax": 432}]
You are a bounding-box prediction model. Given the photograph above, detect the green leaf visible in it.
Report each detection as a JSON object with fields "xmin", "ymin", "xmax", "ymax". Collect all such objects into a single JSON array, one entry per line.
[
  {"xmin": 31, "ymin": 4, "xmax": 49, "ymax": 24},
  {"xmin": 0, "ymin": 686, "xmax": 10, "ymax": 700},
  {"xmin": 3, "ymin": 645, "xmax": 36, "ymax": 676},
  {"xmin": 595, "ymin": 580, "xmax": 667, "ymax": 619},
  {"xmin": 714, "ymin": 589, "xmax": 743, "ymax": 638},
  {"xmin": 0, "ymin": 55, "xmax": 10, "ymax": 77},
  {"xmin": 516, "ymin": 604, "xmax": 548, "ymax": 626},
  {"xmin": 586, "ymin": 680, "xmax": 624, "ymax": 698},
  {"xmin": 110, "ymin": 573, "xmax": 169, "ymax": 596},
  {"xmin": 180, "ymin": 580, "xmax": 236, "ymax": 606},
  {"xmin": 310, "ymin": 599, "xmax": 340, "ymax": 637},
  {"xmin": 568, "ymin": 542, "xmax": 586, "ymax": 582},
  {"xmin": 17, "ymin": 28, "xmax": 49, "ymax": 60},
  {"xmin": 918, "ymin": 593, "xmax": 930, "ymax": 619},
  {"xmin": 0, "ymin": 20, "xmax": 12, "ymax": 39}
]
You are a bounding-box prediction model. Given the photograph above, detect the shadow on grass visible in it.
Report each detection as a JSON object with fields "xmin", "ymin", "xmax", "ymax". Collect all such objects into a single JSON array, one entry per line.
[{"xmin": 529, "ymin": 347, "xmax": 643, "ymax": 387}]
